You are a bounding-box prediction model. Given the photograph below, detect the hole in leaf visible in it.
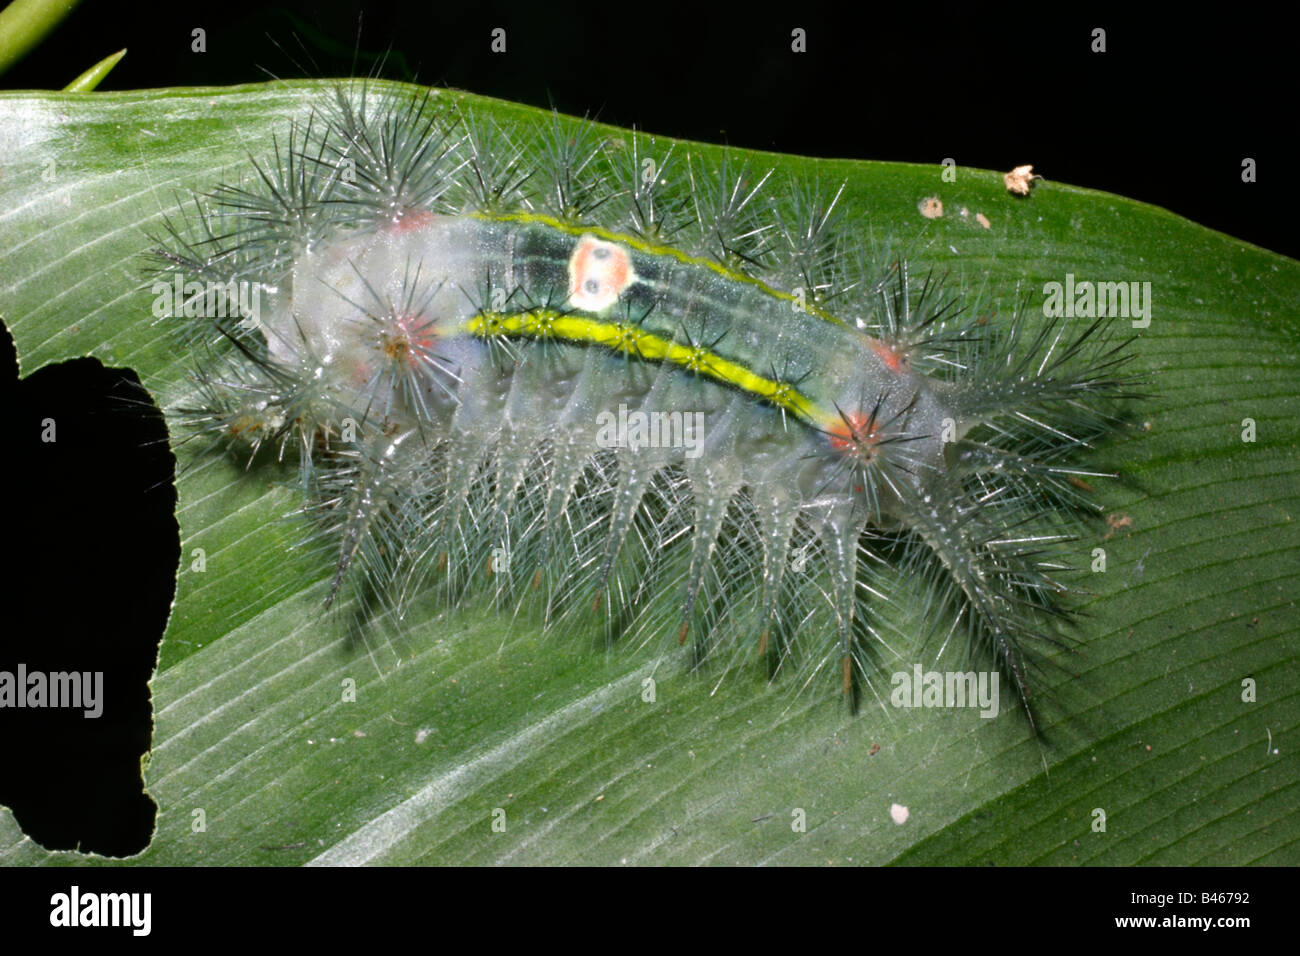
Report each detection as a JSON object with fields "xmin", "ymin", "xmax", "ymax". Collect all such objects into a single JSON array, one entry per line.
[{"xmin": 0, "ymin": 323, "xmax": 176, "ymax": 857}]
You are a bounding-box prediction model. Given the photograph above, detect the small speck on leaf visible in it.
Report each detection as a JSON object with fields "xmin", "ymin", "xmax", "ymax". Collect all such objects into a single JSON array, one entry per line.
[{"xmin": 1004, "ymin": 164, "xmax": 1040, "ymax": 196}]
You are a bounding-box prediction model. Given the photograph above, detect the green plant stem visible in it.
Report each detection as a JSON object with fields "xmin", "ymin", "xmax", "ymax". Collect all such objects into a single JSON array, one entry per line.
[
  {"xmin": 0, "ymin": 0, "xmax": 81, "ymax": 77},
  {"xmin": 63, "ymin": 47, "xmax": 124, "ymax": 91}
]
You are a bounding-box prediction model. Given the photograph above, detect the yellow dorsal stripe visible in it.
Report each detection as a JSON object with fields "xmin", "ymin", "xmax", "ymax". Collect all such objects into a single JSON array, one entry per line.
[
  {"xmin": 468, "ymin": 210, "xmax": 847, "ymax": 328},
  {"xmin": 462, "ymin": 310, "xmax": 838, "ymax": 428}
]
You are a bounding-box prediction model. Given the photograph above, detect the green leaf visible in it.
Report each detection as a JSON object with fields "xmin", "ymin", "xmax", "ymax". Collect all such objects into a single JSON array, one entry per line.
[{"xmin": 1, "ymin": 81, "xmax": 1296, "ymax": 865}]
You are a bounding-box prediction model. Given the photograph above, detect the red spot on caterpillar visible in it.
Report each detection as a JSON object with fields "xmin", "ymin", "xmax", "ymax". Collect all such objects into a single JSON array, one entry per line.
[
  {"xmin": 867, "ymin": 337, "xmax": 909, "ymax": 373},
  {"xmin": 829, "ymin": 411, "xmax": 879, "ymax": 457},
  {"xmin": 388, "ymin": 209, "xmax": 437, "ymax": 234},
  {"xmin": 678, "ymin": 620, "xmax": 689, "ymax": 645},
  {"xmin": 398, "ymin": 313, "xmax": 437, "ymax": 350},
  {"xmin": 377, "ymin": 313, "xmax": 439, "ymax": 373}
]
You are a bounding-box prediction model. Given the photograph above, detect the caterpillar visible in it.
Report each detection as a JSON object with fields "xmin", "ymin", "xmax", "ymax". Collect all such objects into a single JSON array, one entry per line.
[{"xmin": 149, "ymin": 80, "xmax": 1142, "ymax": 729}]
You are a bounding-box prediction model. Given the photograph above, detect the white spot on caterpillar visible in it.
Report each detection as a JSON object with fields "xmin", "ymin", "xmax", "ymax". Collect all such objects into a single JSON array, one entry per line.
[
  {"xmin": 890, "ymin": 803, "xmax": 910, "ymax": 825},
  {"xmin": 568, "ymin": 235, "xmax": 636, "ymax": 312}
]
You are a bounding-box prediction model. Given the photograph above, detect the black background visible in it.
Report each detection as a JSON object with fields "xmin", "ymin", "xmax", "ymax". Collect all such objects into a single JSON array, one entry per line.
[
  {"xmin": 0, "ymin": 1, "xmax": 1292, "ymax": 860},
  {"xmin": 4, "ymin": 1, "xmax": 1292, "ymax": 257}
]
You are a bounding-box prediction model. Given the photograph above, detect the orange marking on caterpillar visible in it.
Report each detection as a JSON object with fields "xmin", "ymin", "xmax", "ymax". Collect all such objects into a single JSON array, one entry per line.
[
  {"xmin": 829, "ymin": 411, "xmax": 879, "ymax": 456},
  {"xmin": 867, "ymin": 337, "xmax": 909, "ymax": 373},
  {"xmin": 396, "ymin": 313, "xmax": 438, "ymax": 351},
  {"xmin": 829, "ymin": 411, "xmax": 879, "ymax": 493}
]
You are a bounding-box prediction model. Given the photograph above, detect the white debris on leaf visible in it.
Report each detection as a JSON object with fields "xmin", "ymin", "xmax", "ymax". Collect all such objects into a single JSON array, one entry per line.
[{"xmin": 1004, "ymin": 164, "xmax": 1041, "ymax": 196}]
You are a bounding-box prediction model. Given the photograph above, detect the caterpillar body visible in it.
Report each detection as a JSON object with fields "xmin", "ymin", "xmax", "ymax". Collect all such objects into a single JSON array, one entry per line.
[{"xmin": 153, "ymin": 83, "xmax": 1141, "ymax": 726}]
